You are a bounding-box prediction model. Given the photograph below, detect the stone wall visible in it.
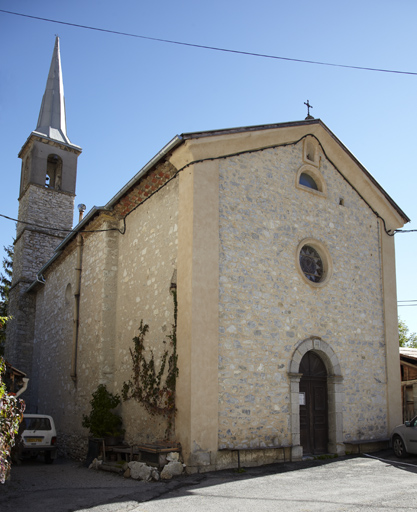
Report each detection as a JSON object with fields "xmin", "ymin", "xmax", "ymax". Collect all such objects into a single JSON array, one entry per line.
[
  {"xmin": 217, "ymin": 139, "xmax": 387, "ymax": 451},
  {"xmin": 15, "ymin": 184, "xmax": 74, "ymax": 242},
  {"xmin": 115, "ymin": 177, "xmax": 178, "ymax": 444},
  {"xmin": 32, "ymin": 249, "xmax": 85, "ymax": 428},
  {"xmin": 30, "ymin": 173, "xmax": 179, "ymax": 458},
  {"xmin": 5, "ymin": 184, "xmax": 74, "ymax": 387}
]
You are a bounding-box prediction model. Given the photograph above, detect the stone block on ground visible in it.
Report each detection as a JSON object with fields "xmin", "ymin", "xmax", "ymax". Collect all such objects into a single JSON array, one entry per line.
[
  {"xmin": 128, "ymin": 461, "xmax": 152, "ymax": 481},
  {"xmin": 160, "ymin": 461, "xmax": 184, "ymax": 479}
]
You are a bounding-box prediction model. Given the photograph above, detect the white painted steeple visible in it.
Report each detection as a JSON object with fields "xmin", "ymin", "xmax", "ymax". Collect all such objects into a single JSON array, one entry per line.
[{"xmin": 34, "ymin": 36, "xmax": 72, "ymax": 145}]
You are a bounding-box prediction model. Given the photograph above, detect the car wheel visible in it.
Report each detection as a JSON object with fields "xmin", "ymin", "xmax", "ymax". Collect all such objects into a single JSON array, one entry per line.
[
  {"xmin": 44, "ymin": 452, "xmax": 54, "ymax": 464},
  {"xmin": 393, "ymin": 435, "xmax": 407, "ymax": 458}
]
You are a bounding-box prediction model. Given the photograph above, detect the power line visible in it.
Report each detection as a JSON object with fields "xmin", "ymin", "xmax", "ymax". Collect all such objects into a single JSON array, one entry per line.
[
  {"xmin": 1, "ymin": 9, "xmax": 417, "ymax": 77},
  {"xmin": 0, "ymin": 213, "xmax": 121, "ymax": 234}
]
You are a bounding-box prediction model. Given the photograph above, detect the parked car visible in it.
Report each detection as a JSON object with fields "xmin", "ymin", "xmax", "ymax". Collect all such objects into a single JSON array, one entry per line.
[
  {"xmin": 391, "ymin": 416, "xmax": 417, "ymax": 458},
  {"xmin": 21, "ymin": 414, "xmax": 57, "ymax": 464}
]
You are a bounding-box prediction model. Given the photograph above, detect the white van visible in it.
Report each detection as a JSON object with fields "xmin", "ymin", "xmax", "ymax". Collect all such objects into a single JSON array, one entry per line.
[{"xmin": 22, "ymin": 414, "xmax": 57, "ymax": 464}]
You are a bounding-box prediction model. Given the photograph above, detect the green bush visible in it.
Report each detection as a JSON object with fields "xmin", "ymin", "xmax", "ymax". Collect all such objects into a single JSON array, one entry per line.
[{"xmin": 82, "ymin": 384, "xmax": 124, "ymax": 438}]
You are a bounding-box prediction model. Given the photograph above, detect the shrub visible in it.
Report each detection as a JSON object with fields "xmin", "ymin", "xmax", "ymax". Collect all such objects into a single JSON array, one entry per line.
[{"xmin": 82, "ymin": 384, "xmax": 124, "ymax": 439}]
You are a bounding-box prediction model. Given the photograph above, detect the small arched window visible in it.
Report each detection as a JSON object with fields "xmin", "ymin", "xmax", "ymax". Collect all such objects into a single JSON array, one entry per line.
[
  {"xmin": 299, "ymin": 172, "xmax": 318, "ymax": 191},
  {"xmin": 296, "ymin": 165, "xmax": 326, "ymax": 196},
  {"xmin": 46, "ymin": 154, "xmax": 63, "ymax": 189}
]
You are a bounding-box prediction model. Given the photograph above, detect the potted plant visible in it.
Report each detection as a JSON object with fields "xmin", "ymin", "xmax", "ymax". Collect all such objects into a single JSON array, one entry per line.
[{"xmin": 82, "ymin": 384, "xmax": 125, "ymax": 446}]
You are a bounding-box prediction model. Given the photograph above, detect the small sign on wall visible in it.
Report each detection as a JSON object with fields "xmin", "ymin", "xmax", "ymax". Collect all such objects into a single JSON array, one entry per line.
[{"xmin": 299, "ymin": 392, "xmax": 305, "ymax": 405}]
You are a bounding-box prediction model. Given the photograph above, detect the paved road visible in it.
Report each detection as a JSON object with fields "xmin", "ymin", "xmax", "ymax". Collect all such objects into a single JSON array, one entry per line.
[{"xmin": 1, "ymin": 451, "xmax": 417, "ymax": 511}]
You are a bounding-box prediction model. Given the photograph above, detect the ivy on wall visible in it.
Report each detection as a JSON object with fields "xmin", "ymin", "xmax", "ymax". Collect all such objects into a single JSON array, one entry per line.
[{"xmin": 122, "ymin": 289, "xmax": 178, "ymax": 439}]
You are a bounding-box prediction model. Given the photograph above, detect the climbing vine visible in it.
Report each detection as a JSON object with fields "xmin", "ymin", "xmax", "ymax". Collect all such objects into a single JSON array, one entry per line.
[{"xmin": 122, "ymin": 289, "xmax": 178, "ymax": 438}]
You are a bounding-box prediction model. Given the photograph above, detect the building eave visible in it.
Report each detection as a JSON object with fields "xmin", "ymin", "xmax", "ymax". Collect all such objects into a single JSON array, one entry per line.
[
  {"xmin": 317, "ymin": 120, "xmax": 410, "ymax": 224},
  {"xmin": 26, "ymin": 136, "xmax": 184, "ymax": 291},
  {"xmin": 103, "ymin": 135, "xmax": 184, "ymax": 210},
  {"xmin": 26, "ymin": 206, "xmax": 109, "ymax": 293},
  {"xmin": 18, "ymin": 131, "xmax": 82, "ymax": 159},
  {"xmin": 26, "ymin": 118, "xmax": 410, "ymax": 293},
  {"xmin": 181, "ymin": 118, "xmax": 322, "ymax": 140},
  {"xmin": 181, "ymin": 118, "xmax": 409, "ymax": 224}
]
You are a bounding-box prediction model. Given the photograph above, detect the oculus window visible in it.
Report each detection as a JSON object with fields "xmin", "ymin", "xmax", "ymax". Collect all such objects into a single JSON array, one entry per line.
[
  {"xmin": 299, "ymin": 245, "xmax": 323, "ymax": 282},
  {"xmin": 296, "ymin": 239, "xmax": 332, "ymax": 287}
]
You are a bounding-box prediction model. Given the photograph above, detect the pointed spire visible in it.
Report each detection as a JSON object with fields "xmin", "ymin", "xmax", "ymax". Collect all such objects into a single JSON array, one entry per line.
[{"xmin": 34, "ymin": 36, "xmax": 72, "ymax": 145}]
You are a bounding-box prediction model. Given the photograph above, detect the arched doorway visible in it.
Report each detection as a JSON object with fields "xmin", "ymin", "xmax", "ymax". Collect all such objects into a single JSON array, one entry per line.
[{"xmin": 299, "ymin": 351, "xmax": 328, "ymax": 454}]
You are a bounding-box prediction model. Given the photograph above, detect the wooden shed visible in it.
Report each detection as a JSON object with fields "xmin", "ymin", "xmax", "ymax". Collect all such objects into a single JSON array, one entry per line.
[{"xmin": 400, "ymin": 348, "xmax": 417, "ymax": 422}]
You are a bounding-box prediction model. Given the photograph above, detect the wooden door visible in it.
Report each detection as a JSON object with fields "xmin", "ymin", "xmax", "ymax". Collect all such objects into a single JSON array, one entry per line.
[{"xmin": 299, "ymin": 351, "xmax": 328, "ymax": 454}]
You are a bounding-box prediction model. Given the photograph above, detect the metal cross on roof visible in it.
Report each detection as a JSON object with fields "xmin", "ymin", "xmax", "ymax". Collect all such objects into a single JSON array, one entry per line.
[{"xmin": 304, "ymin": 100, "xmax": 314, "ymax": 119}]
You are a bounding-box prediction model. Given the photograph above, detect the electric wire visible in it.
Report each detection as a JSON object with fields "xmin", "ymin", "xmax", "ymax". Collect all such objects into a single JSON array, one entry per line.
[
  {"xmin": 0, "ymin": 212, "xmax": 122, "ymax": 234},
  {"xmin": 398, "ymin": 300, "xmax": 417, "ymax": 307},
  {"xmin": 1, "ymin": 9, "xmax": 417, "ymax": 77}
]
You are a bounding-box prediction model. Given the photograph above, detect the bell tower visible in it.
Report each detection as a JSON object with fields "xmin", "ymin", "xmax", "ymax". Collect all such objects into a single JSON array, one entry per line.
[{"xmin": 6, "ymin": 37, "xmax": 82, "ymax": 391}]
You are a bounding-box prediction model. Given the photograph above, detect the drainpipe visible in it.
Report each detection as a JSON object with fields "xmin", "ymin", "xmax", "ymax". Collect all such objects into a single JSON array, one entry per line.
[
  {"xmin": 15, "ymin": 377, "xmax": 29, "ymax": 398},
  {"xmin": 71, "ymin": 232, "xmax": 83, "ymax": 382}
]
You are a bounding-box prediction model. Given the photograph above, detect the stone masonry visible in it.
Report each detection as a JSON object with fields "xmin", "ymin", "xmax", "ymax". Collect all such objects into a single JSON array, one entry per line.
[
  {"xmin": 30, "ymin": 165, "xmax": 179, "ymax": 457},
  {"xmin": 11, "ymin": 118, "xmax": 406, "ymax": 469},
  {"xmin": 218, "ymin": 139, "xmax": 387, "ymax": 452},
  {"xmin": 6, "ymin": 184, "xmax": 75, "ymax": 383}
]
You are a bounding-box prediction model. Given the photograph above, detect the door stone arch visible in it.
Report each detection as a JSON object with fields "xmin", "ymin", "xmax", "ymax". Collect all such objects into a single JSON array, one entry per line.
[{"xmin": 288, "ymin": 336, "xmax": 345, "ymax": 459}]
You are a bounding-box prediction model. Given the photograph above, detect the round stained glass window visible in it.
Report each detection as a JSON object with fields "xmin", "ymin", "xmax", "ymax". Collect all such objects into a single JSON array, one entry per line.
[{"xmin": 299, "ymin": 245, "xmax": 324, "ymax": 283}]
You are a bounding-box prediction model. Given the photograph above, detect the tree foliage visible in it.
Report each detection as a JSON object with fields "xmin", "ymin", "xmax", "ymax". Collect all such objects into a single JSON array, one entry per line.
[
  {"xmin": 0, "ymin": 356, "xmax": 25, "ymax": 484},
  {"xmin": 0, "ymin": 245, "xmax": 13, "ymax": 356},
  {"xmin": 399, "ymin": 318, "xmax": 417, "ymax": 348}
]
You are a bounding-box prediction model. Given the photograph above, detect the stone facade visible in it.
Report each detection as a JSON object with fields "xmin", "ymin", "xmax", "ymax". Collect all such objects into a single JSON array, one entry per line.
[
  {"xmin": 29, "ymin": 165, "xmax": 179, "ymax": 456},
  {"xmin": 217, "ymin": 140, "xmax": 387, "ymax": 449},
  {"xmin": 171, "ymin": 121, "xmax": 406, "ymax": 471},
  {"xmin": 14, "ymin": 185, "xmax": 74, "ymax": 281},
  {"xmin": 6, "ymin": 182, "xmax": 75, "ymax": 381},
  {"xmin": 9, "ymin": 119, "xmax": 408, "ymax": 470}
]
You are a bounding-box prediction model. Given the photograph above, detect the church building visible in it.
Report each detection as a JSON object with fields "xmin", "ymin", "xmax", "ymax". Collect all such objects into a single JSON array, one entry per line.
[{"xmin": 6, "ymin": 38, "xmax": 409, "ymax": 471}]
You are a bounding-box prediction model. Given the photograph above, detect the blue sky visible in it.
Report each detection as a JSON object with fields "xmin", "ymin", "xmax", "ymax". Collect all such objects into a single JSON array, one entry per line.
[{"xmin": 1, "ymin": 1, "xmax": 417, "ymax": 334}]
